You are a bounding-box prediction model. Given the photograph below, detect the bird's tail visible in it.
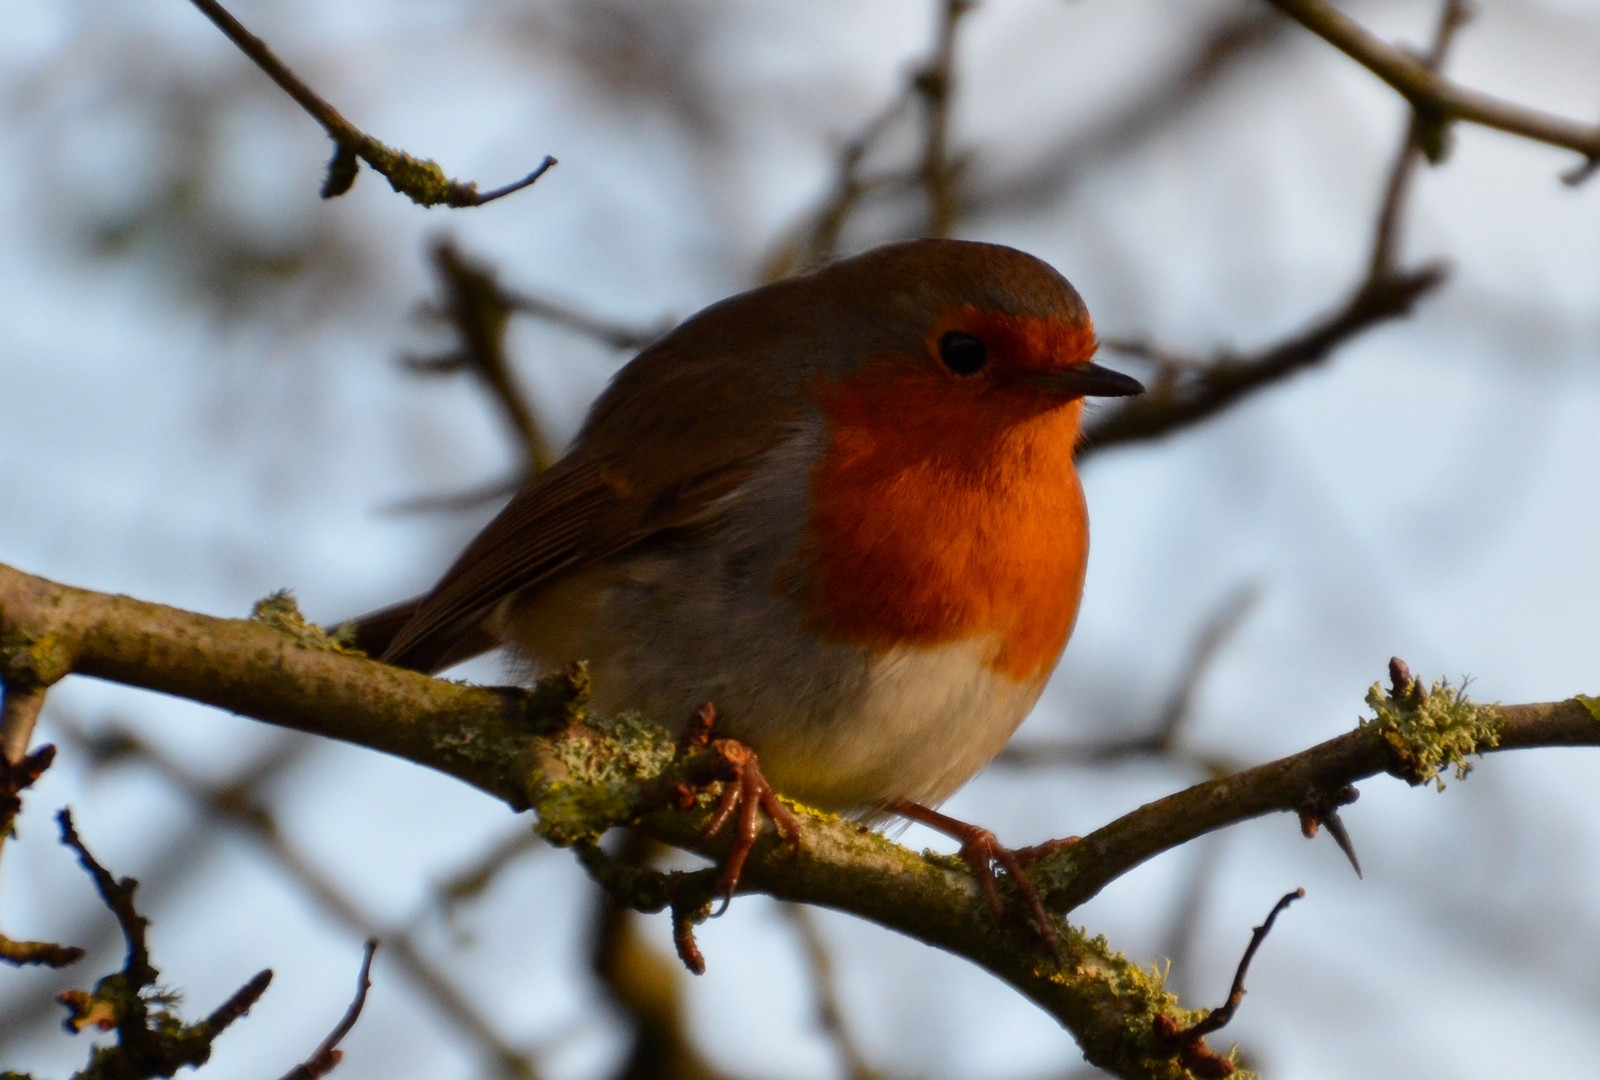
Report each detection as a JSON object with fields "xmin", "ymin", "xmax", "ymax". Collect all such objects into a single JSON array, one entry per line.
[{"xmin": 332, "ymin": 596, "xmax": 498, "ymax": 675}]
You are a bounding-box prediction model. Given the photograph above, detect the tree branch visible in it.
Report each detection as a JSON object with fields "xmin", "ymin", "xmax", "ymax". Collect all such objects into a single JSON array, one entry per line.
[
  {"xmin": 1260, "ymin": 0, "xmax": 1600, "ymax": 182},
  {"xmin": 53, "ymin": 715, "xmax": 543, "ymax": 1080},
  {"xmin": 5, "ymin": 561, "xmax": 1597, "ymax": 1079},
  {"xmin": 1082, "ymin": 0, "xmax": 1467, "ymax": 457},
  {"xmin": 185, "ymin": 0, "xmax": 557, "ymax": 206}
]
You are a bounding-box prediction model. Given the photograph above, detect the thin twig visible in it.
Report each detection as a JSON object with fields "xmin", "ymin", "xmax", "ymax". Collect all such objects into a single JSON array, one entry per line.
[
  {"xmin": 0, "ymin": 737, "xmax": 85, "ymax": 967},
  {"xmin": 204, "ymin": 968, "xmax": 276, "ymax": 1036},
  {"xmin": 185, "ymin": 0, "xmax": 556, "ymax": 206},
  {"xmin": 1153, "ymin": 889, "xmax": 1305, "ymax": 1078},
  {"xmin": 1157, "ymin": 837, "xmax": 1227, "ymax": 1004},
  {"xmin": 379, "ymin": 474, "xmax": 522, "ymax": 516},
  {"xmin": 762, "ymin": 0, "xmax": 977, "ymax": 278},
  {"xmin": 54, "ymin": 716, "xmax": 543, "ymax": 1080},
  {"xmin": 418, "ymin": 826, "xmax": 545, "ymax": 932},
  {"xmin": 55, "ymin": 808, "xmax": 276, "ymax": 1067},
  {"xmin": 57, "ymin": 808, "xmax": 153, "ymax": 984},
  {"xmin": 1262, "ymin": 0, "xmax": 1600, "ymax": 182},
  {"xmin": 912, "ymin": 0, "xmax": 976, "ymax": 238},
  {"xmin": 276, "ymin": 939, "xmax": 379, "ymax": 1080},
  {"xmin": 500, "ymin": 290, "xmax": 671, "ymax": 353},
  {"xmin": 1179, "ymin": 888, "xmax": 1304, "ymax": 1041},
  {"xmin": 1368, "ymin": 0, "xmax": 1474, "ymax": 278},
  {"xmin": 968, "ymin": 10, "xmax": 1288, "ymax": 218},
  {"xmin": 391, "ymin": 240, "xmax": 675, "ymax": 516},
  {"xmin": 584, "ymin": 834, "xmax": 732, "ymax": 1080},
  {"xmin": 1083, "ymin": 0, "xmax": 1472, "ymax": 458}
]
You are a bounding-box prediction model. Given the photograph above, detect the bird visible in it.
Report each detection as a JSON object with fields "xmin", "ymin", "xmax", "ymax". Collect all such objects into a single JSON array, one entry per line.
[{"xmin": 355, "ymin": 238, "xmax": 1143, "ymax": 943}]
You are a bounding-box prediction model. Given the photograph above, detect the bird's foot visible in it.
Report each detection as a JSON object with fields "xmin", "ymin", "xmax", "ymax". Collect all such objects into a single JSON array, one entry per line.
[
  {"xmin": 890, "ymin": 799, "xmax": 1076, "ymax": 952},
  {"xmin": 675, "ymin": 703, "xmax": 801, "ymax": 914}
]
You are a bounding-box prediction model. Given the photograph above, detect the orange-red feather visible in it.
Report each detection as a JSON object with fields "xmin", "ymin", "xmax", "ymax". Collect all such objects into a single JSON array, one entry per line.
[{"xmin": 802, "ymin": 310, "xmax": 1094, "ymax": 681}]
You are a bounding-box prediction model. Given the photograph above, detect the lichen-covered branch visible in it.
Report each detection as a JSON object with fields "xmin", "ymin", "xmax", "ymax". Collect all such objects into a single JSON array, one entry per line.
[
  {"xmin": 184, "ymin": 0, "xmax": 557, "ymax": 207},
  {"xmin": 1033, "ymin": 678, "xmax": 1599, "ymax": 913},
  {"xmin": 4, "ymin": 561, "xmax": 1598, "ymax": 1079}
]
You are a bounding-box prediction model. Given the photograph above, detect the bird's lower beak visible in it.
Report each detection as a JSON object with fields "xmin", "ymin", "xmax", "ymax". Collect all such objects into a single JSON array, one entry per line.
[{"xmin": 1026, "ymin": 363, "xmax": 1145, "ymax": 398}]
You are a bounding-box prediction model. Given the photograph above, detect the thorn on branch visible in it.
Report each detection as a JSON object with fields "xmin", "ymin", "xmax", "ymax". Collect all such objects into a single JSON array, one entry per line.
[
  {"xmin": 276, "ymin": 938, "xmax": 379, "ymax": 1080},
  {"xmin": 1156, "ymin": 888, "xmax": 1306, "ymax": 1077},
  {"xmin": 185, "ymin": 0, "xmax": 556, "ymax": 208},
  {"xmin": 1297, "ymin": 784, "xmax": 1363, "ymax": 877}
]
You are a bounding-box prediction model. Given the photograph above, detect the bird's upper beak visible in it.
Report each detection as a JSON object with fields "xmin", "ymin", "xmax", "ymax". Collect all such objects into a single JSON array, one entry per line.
[{"xmin": 1025, "ymin": 362, "xmax": 1144, "ymax": 399}]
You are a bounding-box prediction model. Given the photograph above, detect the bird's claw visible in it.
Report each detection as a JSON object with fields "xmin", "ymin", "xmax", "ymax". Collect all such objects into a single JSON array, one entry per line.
[
  {"xmin": 678, "ymin": 703, "xmax": 802, "ymax": 915},
  {"xmin": 893, "ymin": 799, "xmax": 1075, "ymax": 952}
]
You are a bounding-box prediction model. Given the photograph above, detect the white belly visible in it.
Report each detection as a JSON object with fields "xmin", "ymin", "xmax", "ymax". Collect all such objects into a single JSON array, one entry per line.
[{"xmin": 728, "ymin": 637, "xmax": 1046, "ymax": 812}]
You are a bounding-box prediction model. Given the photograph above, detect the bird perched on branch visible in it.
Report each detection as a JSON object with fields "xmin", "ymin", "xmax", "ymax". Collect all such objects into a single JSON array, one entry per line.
[{"xmin": 355, "ymin": 238, "xmax": 1142, "ymax": 944}]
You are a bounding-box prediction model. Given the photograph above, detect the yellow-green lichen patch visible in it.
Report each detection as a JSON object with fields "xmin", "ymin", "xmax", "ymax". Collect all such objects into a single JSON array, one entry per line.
[
  {"xmin": 359, "ymin": 140, "xmax": 459, "ymax": 205},
  {"xmin": 1061, "ymin": 930, "xmax": 1253, "ymax": 1080},
  {"xmin": 250, "ymin": 589, "xmax": 364, "ymax": 656},
  {"xmin": 1575, "ymin": 695, "xmax": 1600, "ymax": 725},
  {"xmin": 1362, "ymin": 677, "xmax": 1502, "ymax": 790},
  {"xmin": 0, "ymin": 628, "xmax": 73, "ymax": 684},
  {"xmin": 533, "ymin": 712, "xmax": 678, "ymax": 847}
]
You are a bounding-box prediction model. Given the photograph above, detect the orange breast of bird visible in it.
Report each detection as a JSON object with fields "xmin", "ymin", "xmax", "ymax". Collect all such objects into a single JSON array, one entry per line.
[{"xmin": 800, "ymin": 312, "xmax": 1093, "ymax": 684}]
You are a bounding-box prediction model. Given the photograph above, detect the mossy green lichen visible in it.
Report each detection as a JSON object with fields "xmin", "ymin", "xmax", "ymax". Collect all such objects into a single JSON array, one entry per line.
[
  {"xmin": 358, "ymin": 139, "xmax": 461, "ymax": 206},
  {"xmin": 1061, "ymin": 929, "xmax": 1254, "ymax": 1080},
  {"xmin": 1362, "ymin": 676, "xmax": 1502, "ymax": 790},
  {"xmin": 1575, "ymin": 695, "xmax": 1600, "ymax": 725},
  {"xmin": 533, "ymin": 711, "xmax": 678, "ymax": 847},
  {"xmin": 0, "ymin": 628, "xmax": 73, "ymax": 685},
  {"xmin": 250, "ymin": 589, "xmax": 363, "ymax": 656}
]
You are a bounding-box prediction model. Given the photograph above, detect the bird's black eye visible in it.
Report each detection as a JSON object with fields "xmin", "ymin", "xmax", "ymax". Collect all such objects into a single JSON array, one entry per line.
[{"xmin": 938, "ymin": 331, "xmax": 988, "ymax": 375}]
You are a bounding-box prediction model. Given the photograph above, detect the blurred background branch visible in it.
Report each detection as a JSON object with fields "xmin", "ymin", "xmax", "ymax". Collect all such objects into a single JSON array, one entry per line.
[{"xmin": 1261, "ymin": 0, "xmax": 1600, "ymax": 181}]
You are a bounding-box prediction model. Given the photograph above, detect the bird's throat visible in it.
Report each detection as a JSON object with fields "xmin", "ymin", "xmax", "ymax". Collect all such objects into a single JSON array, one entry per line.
[{"xmin": 801, "ymin": 367, "xmax": 1090, "ymax": 681}]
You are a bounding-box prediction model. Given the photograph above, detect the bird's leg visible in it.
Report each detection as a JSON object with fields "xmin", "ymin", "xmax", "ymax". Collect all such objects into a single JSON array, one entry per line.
[
  {"xmin": 676, "ymin": 703, "xmax": 801, "ymax": 914},
  {"xmin": 889, "ymin": 799, "xmax": 1076, "ymax": 951}
]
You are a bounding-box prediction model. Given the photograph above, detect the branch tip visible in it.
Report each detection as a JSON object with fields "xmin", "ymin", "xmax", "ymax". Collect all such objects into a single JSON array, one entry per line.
[
  {"xmin": 186, "ymin": 0, "xmax": 555, "ymax": 209},
  {"xmin": 1157, "ymin": 888, "xmax": 1306, "ymax": 1076},
  {"xmin": 275, "ymin": 938, "xmax": 379, "ymax": 1080}
]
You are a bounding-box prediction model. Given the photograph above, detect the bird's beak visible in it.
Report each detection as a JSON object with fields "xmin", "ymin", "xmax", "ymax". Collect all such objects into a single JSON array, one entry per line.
[{"xmin": 1026, "ymin": 363, "xmax": 1145, "ymax": 398}]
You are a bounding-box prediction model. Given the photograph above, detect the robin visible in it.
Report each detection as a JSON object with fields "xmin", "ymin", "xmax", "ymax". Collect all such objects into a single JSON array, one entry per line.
[{"xmin": 356, "ymin": 238, "xmax": 1143, "ymax": 943}]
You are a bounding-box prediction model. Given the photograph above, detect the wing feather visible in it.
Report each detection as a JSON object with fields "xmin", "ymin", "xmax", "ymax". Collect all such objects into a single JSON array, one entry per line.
[{"xmin": 381, "ymin": 277, "xmax": 820, "ymax": 673}]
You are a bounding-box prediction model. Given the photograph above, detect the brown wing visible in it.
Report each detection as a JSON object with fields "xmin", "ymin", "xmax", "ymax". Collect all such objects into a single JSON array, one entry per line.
[{"xmin": 380, "ymin": 301, "xmax": 811, "ymax": 673}]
